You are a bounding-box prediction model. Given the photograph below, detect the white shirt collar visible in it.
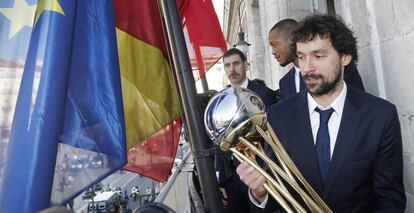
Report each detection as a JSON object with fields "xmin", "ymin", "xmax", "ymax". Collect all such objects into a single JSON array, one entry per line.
[
  {"xmin": 294, "ymin": 66, "xmax": 301, "ymax": 75},
  {"xmin": 307, "ymin": 82, "xmax": 347, "ymax": 116},
  {"xmin": 238, "ymin": 78, "xmax": 249, "ymax": 89},
  {"xmin": 294, "ymin": 66, "xmax": 301, "ymax": 93}
]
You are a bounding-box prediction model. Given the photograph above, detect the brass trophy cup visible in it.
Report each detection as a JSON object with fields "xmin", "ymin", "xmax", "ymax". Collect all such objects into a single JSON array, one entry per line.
[{"xmin": 204, "ymin": 87, "xmax": 332, "ymax": 213}]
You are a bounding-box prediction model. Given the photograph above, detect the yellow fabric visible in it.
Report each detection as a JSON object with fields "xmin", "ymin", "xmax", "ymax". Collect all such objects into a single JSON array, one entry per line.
[{"xmin": 116, "ymin": 28, "xmax": 181, "ymax": 149}]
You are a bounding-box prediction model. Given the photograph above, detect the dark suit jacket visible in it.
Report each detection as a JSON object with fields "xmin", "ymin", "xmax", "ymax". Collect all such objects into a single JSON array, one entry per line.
[
  {"xmin": 279, "ymin": 66, "xmax": 365, "ymax": 100},
  {"xmin": 279, "ymin": 67, "xmax": 299, "ymax": 100},
  {"xmin": 345, "ymin": 61, "xmax": 365, "ymax": 91},
  {"xmin": 257, "ymin": 86, "xmax": 406, "ymax": 213},
  {"xmin": 247, "ymin": 80, "xmax": 279, "ymax": 108}
]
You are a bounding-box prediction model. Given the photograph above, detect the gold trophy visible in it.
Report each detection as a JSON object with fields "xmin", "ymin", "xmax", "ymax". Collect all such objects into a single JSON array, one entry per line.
[{"xmin": 204, "ymin": 87, "xmax": 332, "ymax": 213}]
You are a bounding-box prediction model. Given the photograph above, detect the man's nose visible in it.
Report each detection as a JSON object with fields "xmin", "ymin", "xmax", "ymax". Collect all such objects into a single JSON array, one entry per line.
[
  {"xmin": 271, "ymin": 48, "xmax": 277, "ymax": 55},
  {"xmin": 301, "ymin": 58, "xmax": 315, "ymax": 73}
]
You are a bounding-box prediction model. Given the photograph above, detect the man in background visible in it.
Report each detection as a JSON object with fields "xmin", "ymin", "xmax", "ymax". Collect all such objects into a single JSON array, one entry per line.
[
  {"xmin": 223, "ymin": 48, "xmax": 279, "ymax": 107},
  {"xmin": 216, "ymin": 48, "xmax": 279, "ymax": 212}
]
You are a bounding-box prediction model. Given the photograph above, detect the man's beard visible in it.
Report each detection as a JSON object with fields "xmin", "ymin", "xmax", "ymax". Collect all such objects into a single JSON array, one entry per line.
[
  {"xmin": 279, "ymin": 58, "xmax": 293, "ymax": 67},
  {"xmin": 303, "ymin": 64, "xmax": 342, "ymax": 96}
]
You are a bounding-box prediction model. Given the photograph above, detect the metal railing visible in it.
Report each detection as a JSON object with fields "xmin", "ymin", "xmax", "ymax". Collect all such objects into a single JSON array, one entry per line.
[{"xmin": 154, "ymin": 150, "xmax": 205, "ymax": 212}]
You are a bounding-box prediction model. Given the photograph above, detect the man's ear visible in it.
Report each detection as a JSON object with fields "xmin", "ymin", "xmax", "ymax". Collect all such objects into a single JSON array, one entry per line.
[
  {"xmin": 244, "ymin": 61, "xmax": 250, "ymax": 71},
  {"xmin": 341, "ymin": 54, "xmax": 352, "ymax": 67}
]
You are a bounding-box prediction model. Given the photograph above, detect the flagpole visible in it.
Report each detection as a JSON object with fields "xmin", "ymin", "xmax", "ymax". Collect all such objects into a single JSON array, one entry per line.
[{"xmin": 159, "ymin": 0, "xmax": 223, "ymax": 212}]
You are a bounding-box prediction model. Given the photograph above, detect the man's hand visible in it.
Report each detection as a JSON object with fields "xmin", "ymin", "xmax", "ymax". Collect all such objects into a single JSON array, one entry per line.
[{"xmin": 236, "ymin": 161, "xmax": 267, "ymax": 203}]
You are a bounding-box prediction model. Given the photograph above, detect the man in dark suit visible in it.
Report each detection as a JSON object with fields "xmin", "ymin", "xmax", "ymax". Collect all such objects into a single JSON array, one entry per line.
[
  {"xmin": 269, "ymin": 19, "xmax": 365, "ymax": 100},
  {"xmin": 217, "ymin": 48, "xmax": 279, "ymax": 212},
  {"xmin": 223, "ymin": 48, "xmax": 279, "ymax": 107},
  {"xmin": 237, "ymin": 15, "xmax": 405, "ymax": 212}
]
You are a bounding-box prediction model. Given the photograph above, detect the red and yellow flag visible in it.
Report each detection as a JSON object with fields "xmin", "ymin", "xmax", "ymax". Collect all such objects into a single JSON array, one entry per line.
[
  {"xmin": 114, "ymin": 0, "xmax": 181, "ymax": 181},
  {"xmin": 113, "ymin": 0, "xmax": 226, "ymax": 181}
]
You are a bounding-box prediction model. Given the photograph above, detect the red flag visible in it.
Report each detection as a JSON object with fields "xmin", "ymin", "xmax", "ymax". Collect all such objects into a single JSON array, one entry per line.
[
  {"xmin": 114, "ymin": 0, "xmax": 182, "ymax": 181},
  {"xmin": 178, "ymin": 0, "xmax": 227, "ymax": 78}
]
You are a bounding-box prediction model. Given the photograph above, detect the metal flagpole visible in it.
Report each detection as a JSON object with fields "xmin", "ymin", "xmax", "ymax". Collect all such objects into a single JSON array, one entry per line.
[{"xmin": 158, "ymin": 0, "xmax": 223, "ymax": 212}]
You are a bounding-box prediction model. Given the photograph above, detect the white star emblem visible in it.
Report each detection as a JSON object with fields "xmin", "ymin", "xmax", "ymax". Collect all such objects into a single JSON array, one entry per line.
[{"xmin": 0, "ymin": 0, "xmax": 37, "ymax": 39}]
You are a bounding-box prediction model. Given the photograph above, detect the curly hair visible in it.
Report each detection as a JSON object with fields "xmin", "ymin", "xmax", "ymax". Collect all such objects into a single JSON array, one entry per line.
[{"xmin": 293, "ymin": 14, "xmax": 358, "ymax": 62}]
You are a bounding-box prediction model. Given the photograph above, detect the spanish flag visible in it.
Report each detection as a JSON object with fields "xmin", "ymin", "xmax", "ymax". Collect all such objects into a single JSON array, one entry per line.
[
  {"xmin": 114, "ymin": 0, "xmax": 226, "ymax": 181},
  {"xmin": 114, "ymin": 0, "xmax": 181, "ymax": 181}
]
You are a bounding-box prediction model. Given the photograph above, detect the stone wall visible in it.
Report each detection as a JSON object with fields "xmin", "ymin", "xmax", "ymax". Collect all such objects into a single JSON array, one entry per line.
[{"xmin": 336, "ymin": 1, "xmax": 414, "ymax": 211}]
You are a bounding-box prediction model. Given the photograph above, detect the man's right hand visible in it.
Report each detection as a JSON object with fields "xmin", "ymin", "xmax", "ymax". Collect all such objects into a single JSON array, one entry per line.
[{"xmin": 236, "ymin": 161, "xmax": 268, "ymax": 203}]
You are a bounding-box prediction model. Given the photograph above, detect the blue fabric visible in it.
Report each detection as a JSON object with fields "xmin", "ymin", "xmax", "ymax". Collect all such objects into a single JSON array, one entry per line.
[
  {"xmin": 315, "ymin": 107, "xmax": 334, "ymax": 185},
  {"xmin": 279, "ymin": 67, "xmax": 297, "ymax": 100},
  {"xmin": 0, "ymin": 1, "xmax": 126, "ymax": 212}
]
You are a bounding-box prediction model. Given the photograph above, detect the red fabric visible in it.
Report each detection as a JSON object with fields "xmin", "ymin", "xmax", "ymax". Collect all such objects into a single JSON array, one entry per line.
[
  {"xmin": 114, "ymin": 0, "xmax": 182, "ymax": 181},
  {"xmin": 113, "ymin": 0, "xmax": 225, "ymax": 180},
  {"xmin": 116, "ymin": 0, "xmax": 226, "ymax": 77},
  {"xmin": 114, "ymin": 0, "xmax": 168, "ymax": 56},
  {"xmin": 178, "ymin": 0, "xmax": 227, "ymax": 77},
  {"xmin": 124, "ymin": 118, "xmax": 182, "ymax": 182}
]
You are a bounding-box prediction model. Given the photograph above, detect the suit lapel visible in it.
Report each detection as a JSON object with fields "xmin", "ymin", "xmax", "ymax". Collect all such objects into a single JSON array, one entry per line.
[
  {"xmin": 323, "ymin": 87, "xmax": 363, "ymax": 197},
  {"xmin": 287, "ymin": 67, "xmax": 297, "ymax": 95},
  {"xmin": 291, "ymin": 91, "xmax": 325, "ymax": 195},
  {"xmin": 247, "ymin": 80, "xmax": 261, "ymax": 97}
]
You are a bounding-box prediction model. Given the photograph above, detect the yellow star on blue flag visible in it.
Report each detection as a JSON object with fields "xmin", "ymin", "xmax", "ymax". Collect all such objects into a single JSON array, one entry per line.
[{"xmin": 34, "ymin": 0, "xmax": 65, "ymax": 24}]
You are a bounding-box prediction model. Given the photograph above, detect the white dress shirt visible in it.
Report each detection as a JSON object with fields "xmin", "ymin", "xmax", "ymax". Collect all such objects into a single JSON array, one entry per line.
[
  {"xmin": 230, "ymin": 78, "xmax": 249, "ymax": 89},
  {"xmin": 240, "ymin": 78, "xmax": 249, "ymax": 89},
  {"xmin": 294, "ymin": 66, "xmax": 301, "ymax": 93},
  {"xmin": 250, "ymin": 82, "xmax": 347, "ymax": 208},
  {"xmin": 308, "ymin": 82, "xmax": 347, "ymax": 158}
]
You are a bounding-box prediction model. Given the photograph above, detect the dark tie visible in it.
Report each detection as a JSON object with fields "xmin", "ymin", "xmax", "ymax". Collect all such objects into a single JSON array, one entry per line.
[{"xmin": 315, "ymin": 107, "xmax": 335, "ymax": 184}]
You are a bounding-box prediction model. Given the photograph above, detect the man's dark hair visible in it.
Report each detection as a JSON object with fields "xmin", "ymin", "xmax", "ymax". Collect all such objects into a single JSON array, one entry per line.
[
  {"xmin": 269, "ymin": 19, "xmax": 300, "ymax": 58},
  {"xmin": 293, "ymin": 14, "xmax": 358, "ymax": 62},
  {"xmin": 269, "ymin": 19, "xmax": 299, "ymax": 38},
  {"xmin": 222, "ymin": 48, "xmax": 247, "ymax": 62}
]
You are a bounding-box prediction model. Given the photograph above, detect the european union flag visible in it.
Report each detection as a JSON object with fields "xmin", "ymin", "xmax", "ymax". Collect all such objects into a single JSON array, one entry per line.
[{"xmin": 0, "ymin": 0, "xmax": 127, "ymax": 212}]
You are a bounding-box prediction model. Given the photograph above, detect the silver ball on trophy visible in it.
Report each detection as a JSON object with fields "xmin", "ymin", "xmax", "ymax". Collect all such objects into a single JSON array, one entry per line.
[{"xmin": 203, "ymin": 86, "xmax": 266, "ymax": 151}]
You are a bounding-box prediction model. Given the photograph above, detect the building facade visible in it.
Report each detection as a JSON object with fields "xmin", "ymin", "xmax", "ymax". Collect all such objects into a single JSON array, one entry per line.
[{"xmin": 223, "ymin": 0, "xmax": 414, "ymax": 211}]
